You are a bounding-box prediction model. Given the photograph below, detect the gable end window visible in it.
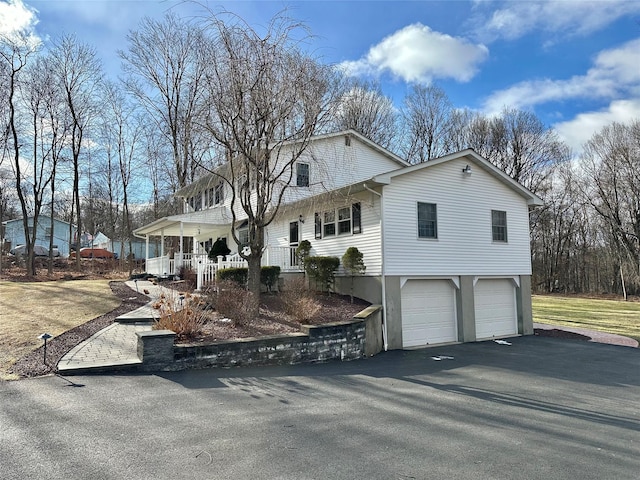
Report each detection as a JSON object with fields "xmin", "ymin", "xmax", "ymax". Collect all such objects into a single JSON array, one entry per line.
[
  {"xmin": 296, "ymin": 162, "xmax": 310, "ymax": 187},
  {"xmin": 417, "ymin": 202, "xmax": 437, "ymax": 239},
  {"xmin": 492, "ymin": 210, "xmax": 508, "ymax": 242}
]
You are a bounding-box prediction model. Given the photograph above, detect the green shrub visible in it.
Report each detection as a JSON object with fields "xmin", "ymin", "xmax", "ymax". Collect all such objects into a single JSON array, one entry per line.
[
  {"xmin": 295, "ymin": 240, "xmax": 312, "ymax": 270},
  {"xmin": 260, "ymin": 266, "xmax": 281, "ymax": 293},
  {"xmin": 208, "ymin": 237, "xmax": 231, "ymax": 260},
  {"xmin": 342, "ymin": 247, "xmax": 366, "ymax": 303},
  {"xmin": 216, "ymin": 267, "xmax": 248, "ymax": 286},
  {"xmin": 305, "ymin": 256, "xmax": 340, "ymax": 293}
]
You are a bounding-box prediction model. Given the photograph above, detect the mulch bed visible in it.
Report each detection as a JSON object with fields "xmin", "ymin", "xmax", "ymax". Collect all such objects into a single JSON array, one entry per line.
[
  {"xmin": 9, "ymin": 282, "xmax": 149, "ymax": 379},
  {"xmin": 534, "ymin": 328, "xmax": 591, "ymax": 341},
  {"xmin": 182, "ymin": 293, "xmax": 370, "ymax": 344},
  {"xmin": 9, "ymin": 281, "xmax": 370, "ymax": 378}
]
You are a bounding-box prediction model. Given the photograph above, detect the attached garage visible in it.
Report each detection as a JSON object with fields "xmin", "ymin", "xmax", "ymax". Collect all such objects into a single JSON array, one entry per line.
[
  {"xmin": 474, "ymin": 278, "xmax": 517, "ymax": 339},
  {"xmin": 401, "ymin": 279, "xmax": 457, "ymax": 347}
]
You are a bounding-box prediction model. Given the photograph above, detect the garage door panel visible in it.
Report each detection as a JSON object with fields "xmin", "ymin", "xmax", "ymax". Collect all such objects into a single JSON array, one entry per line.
[
  {"xmin": 402, "ymin": 280, "xmax": 457, "ymax": 347},
  {"xmin": 475, "ymin": 279, "xmax": 516, "ymax": 339}
]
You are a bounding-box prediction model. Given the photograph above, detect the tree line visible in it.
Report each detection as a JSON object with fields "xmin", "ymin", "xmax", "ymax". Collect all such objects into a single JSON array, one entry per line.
[{"xmin": 1, "ymin": 9, "xmax": 639, "ymax": 299}]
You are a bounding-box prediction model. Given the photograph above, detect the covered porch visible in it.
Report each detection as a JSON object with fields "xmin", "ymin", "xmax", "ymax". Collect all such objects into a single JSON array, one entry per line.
[{"xmin": 134, "ymin": 210, "xmax": 300, "ymax": 290}]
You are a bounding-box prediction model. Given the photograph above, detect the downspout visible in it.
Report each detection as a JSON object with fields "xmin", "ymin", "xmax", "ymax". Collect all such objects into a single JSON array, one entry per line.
[{"xmin": 363, "ymin": 183, "xmax": 388, "ymax": 351}]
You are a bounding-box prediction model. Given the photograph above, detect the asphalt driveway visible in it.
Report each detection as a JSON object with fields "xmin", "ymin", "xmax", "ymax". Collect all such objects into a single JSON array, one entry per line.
[{"xmin": 1, "ymin": 336, "xmax": 638, "ymax": 480}]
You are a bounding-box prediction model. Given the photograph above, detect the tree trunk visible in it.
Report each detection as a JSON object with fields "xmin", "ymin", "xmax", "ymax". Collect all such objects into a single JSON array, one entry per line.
[{"xmin": 246, "ymin": 254, "xmax": 261, "ymax": 318}]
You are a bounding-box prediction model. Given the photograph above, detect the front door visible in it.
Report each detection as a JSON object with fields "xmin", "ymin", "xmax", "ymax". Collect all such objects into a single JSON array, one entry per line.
[{"xmin": 289, "ymin": 221, "xmax": 299, "ymax": 267}]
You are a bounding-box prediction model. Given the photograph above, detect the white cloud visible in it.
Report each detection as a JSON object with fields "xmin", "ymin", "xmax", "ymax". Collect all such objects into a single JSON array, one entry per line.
[
  {"xmin": 482, "ymin": 38, "xmax": 640, "ymax": 115},
  {"xmin": 0, "ymin": 0, "xmax": 38, "ymax": 38},
  {"xmin": 339, "ymin": 23, "xmax": 489, "ymax": 83},
  {"xmin": 474, "ymin": 0, "xmax": 640, "ymax": 41},
  {"xmin": 554, "ymin": 99, "xmax": 640, "ymax": 154}
]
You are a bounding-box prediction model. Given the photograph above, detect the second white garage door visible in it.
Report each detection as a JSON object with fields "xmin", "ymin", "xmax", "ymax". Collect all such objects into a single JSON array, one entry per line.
[
  {"xmin": 474, "ymin": 279, "xmax": 517, "ymax": 339},
  {"xmin": 402, "ymin": 279, "xmax": 457, "ymax": 348}
]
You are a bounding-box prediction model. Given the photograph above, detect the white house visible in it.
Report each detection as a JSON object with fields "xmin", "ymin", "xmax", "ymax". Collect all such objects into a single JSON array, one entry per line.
[
  {"xmin": 134, "ymin": 130, "xmax": 543, "ymax": 350},
  {"xmin": 2, "ymin": 216, "xmax": 75, "ymax": 257}
]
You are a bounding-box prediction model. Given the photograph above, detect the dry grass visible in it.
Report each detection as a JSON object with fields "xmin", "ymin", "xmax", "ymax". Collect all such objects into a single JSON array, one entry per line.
[
  {"xmin": 533, "ymin": 294, "xmax": 640, "ymax": 342},
  {"xmin": 0, "ymin": 280, "xmax": 120, "ymax": 380}
]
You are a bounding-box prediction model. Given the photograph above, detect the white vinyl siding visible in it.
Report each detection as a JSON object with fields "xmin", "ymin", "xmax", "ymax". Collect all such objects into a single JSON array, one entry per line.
[
  {"xmin": 266, "ymin": 191, "xmax": 383, "ymax": 275},
  {"xmin": 382, "ymin": 158, "xmax": 533, "ymax": 276}
]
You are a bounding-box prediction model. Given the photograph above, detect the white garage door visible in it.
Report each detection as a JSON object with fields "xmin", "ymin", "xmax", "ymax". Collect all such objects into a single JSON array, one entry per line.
[
  {"xmin": 474, "ymin": 279, "xmax": 517, "ymax": 339},
  {"xmin": 402, "ymin": 280, "xmax": 457, "ymax": 348}
]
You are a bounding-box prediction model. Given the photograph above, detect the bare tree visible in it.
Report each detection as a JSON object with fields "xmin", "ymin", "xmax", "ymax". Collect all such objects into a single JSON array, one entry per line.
[
  {"xmin": 581, "ymin": 119, "xmax": 640, "ymax": 298},
  {"xmin": 49, "ymin": 34, "xmax": 103, "ymax": 269},
  {"xmin": 329, "ymin": 79, "xmax": 398, "ymax": 150},
  {"xmin": 201, "ymin": 11, "xmax": 340, "ymax": 313},
  {"xmin": 21, "ymin": 53, "xmax": 68, "ymax": 275},
  {"xmin": 0, "ymin": 30, "xmax": 39, "ymax": 274},
  {"xmin": 401, "ymin": 84, "xmax": 453, "ymax": 163},
  {"xmin": 120, "ymin": 12, "xmax": 210, "ymax": 191},
  {"xmin": 100, "ymin": 81, "xmax": 144, "ymax": 272}
]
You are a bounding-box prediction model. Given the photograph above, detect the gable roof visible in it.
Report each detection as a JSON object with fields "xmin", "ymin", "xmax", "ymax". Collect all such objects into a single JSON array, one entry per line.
[
  {"xmin": 174, "ymin": 129, "xmax": 408, "ymax": 199},
  {"xmin": 372, "ymin": 149, "xmax": 544, "ymax": 206},
  {"xmin": 2, "ymin": 216, "xmax": 76, "ymax": 227}
]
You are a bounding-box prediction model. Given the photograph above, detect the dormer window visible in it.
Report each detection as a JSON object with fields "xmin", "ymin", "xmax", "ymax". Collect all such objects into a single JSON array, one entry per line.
[{"xmin": 296, "ymin": 162, "xmax": 310, "ymax": 187}]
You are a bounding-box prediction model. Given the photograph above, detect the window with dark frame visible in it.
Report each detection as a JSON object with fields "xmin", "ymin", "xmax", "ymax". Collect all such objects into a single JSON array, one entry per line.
[
  {"xmin": 417, "ymin": 202, "xmax": 437, "ymax": 239},
  {"xmin": 492, "ymin": 210, "xmax": 508, "ymax": 242},
  {"xmin": 296, "ymin": 162, "xmax": 310, "ymax": 187}
]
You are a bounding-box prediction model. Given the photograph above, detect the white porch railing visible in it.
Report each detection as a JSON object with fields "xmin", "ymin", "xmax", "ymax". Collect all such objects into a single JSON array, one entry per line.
[
  {"xmin": 146, "ymin": 255, "xmax": 171, "ymax": 276},
  {"xmin": 145, "ymin": 246, "xmax": 300, "ymax": 290},
  {"xmin": 196, "ymin": 253, "xmax": 248, "ymax": 290}
]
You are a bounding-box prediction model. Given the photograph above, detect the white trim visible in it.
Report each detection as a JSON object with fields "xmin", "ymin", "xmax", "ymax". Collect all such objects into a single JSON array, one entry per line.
[
  {"xmin": 473, "ymin": 275, "xmax": 520, "ymax": 288},
  {"xmin": 400, "ymin": 276, "xmax": 460, "ymax": 289}
]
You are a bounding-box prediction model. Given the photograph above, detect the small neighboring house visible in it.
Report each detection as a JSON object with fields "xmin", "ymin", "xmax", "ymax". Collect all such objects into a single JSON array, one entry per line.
[
  {"xmin": 2, "ymin": 216, "xmax": 75, "ymax": 257},
  {"xmin": 92, "ymin": 231, "xmax": 161, "ymax": 259},
  {"xmin": 134, "ymin": 130, "xmax": 543, "ymax": 350}
]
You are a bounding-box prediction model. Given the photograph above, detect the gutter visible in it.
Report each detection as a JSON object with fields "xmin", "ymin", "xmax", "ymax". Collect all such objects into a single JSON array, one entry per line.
[{"xmin": 363, "ymin": 183, "xmax": 388, "ymax": 351}]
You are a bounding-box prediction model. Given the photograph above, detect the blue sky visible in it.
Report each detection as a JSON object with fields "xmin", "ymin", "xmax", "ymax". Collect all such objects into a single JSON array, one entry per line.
[{"xmin": 2, "ymin": 0, "xmax": 640, "ymax": 155}]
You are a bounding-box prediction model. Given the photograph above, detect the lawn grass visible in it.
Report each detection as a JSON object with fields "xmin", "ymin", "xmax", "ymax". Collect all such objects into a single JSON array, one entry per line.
[
  {"xmin": 532, "ymin": 295, "xmax": 640, "ymax": 342},
  {"xmin": 0, "ymin": 280, "xmax": 120, "ymax": 380}
]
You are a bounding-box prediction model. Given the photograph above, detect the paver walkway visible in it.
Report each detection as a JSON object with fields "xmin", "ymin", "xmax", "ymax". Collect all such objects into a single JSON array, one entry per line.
[{"xmin": 57, "ymin": 280, "xmax": 179, "ymax": 374}]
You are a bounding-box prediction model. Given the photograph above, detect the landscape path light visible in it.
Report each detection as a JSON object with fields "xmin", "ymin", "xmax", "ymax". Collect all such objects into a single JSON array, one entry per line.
[{"xmin": 39, "ymin": 332, "xmax": 53, "ymax": 366}]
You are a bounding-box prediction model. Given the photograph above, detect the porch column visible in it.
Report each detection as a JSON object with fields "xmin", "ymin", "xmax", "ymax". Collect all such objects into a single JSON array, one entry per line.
[
  {"xmin": 160, "ymin": 228, "xmax": 165, "ymax": 257},
  {"xmin": 179, "ymin": 222, "xmax": 184, "ymax": 256},
  {"xmin": 145, "ymin": 235, "xmax": 149, "ymax": 263}
]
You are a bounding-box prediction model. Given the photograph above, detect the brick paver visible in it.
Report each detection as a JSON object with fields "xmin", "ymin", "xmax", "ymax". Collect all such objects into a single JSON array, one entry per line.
[{"xmin": 57, "ymin": 280, "xmax": 178, "ymax": 374}]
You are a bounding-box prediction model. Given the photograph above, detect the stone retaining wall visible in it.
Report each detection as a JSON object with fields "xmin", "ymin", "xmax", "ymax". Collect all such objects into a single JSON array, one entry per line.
[{"xmin": 136, "ymin": 305, "xmax": 383, "ymax": 372}]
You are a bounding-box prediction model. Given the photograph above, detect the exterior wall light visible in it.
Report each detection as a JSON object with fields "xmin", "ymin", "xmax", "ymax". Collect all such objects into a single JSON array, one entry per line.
[{"xmin": 462, "ymin": 165, "xmax": 472, "ymax": 175}]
